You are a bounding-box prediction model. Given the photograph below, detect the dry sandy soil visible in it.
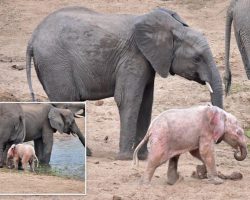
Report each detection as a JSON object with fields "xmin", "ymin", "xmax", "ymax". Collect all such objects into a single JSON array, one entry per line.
[
  {"xmin": 1, "ymin": 0, "xmax": 250, "ymax": 199},
  {"xmin": 0, "ymin": 170, "xmax": 85, "ymax": 194}
]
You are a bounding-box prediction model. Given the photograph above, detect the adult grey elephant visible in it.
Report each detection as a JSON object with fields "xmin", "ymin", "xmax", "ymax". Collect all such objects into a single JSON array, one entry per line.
[
  {"xmin": 224, "ymin": 0, "xmax": 250, "ymax": 94},
  {"xmin": 0, "ymin": 104, "xmax": 26, "ymax": 167},
  {"xmin": 21, "ymin": 103, "xmax": 87, "ymax": 164},
  {"xmin": 26, "ymin": 7, "xmax": 223, "ymax": 160}
]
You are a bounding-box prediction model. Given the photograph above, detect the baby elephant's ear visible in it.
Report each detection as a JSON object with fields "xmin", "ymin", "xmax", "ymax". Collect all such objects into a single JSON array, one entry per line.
[{"xmin": 207, "ymin": 106, "xmax": 225, "ymax": 143}]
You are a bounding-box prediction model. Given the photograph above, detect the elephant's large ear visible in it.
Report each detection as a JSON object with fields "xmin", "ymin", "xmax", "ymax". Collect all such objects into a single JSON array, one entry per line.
[
  {"xmin": 134, "ymin": 9, "xmax": 175, "ymax": 78},
  {"xmin": 207, "ymin": 106, "xmax": 225, "ymax": 143},
  {"xmin": 11, "ymin": 115, "xmax": 26, "ymax": 143},
  {"xmin": 48, "ymin": 108, "xmax": 64, "ymax": 134}
]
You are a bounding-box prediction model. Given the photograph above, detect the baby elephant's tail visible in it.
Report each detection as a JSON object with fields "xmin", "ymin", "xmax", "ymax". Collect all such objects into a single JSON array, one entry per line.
[{"xmin": 132, "ymin": 131, "xmax": 151, "ymax": 167}]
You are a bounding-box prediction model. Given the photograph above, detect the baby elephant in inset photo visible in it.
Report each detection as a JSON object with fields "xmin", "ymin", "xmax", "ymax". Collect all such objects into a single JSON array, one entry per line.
[
  {"xmin": 133, "ymin": 105, "xmax": 247, "ymax": 185},
  {"xmin": 7, "ymin": 144, "xmax": 39, "ymax": 172}
]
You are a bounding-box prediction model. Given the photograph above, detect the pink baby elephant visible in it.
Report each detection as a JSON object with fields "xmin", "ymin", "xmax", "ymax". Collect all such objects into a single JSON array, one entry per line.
[
  {"xmin": 133, "ymin": 105, "xmax": 247, "ymax": 185},
  {"xmin": 7, "ymin": 144, "xmax": 39, "ymax": 172}
]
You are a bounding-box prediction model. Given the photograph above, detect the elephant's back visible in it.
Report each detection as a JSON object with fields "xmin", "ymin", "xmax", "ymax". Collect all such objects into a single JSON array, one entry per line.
[{"xmin": 30, "ymin": 6, "xmax": 136, "ymax": 46}]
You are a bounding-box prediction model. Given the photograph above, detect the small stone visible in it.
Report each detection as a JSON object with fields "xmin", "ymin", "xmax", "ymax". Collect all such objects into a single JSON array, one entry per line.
[
  {"xmin": 94, "ymin": 161, "xmax": 99, "ymax": 164},
  {"xmin": 113, "ymin": 195, "xmax": 122, "ymax": 200},
  {"xmin": 11, "ymin": 64, "xmax": 25, "ymax": 70},
  {"xmin": 104, "ymin": 136, "xmax": 109, "ymax": 143}
]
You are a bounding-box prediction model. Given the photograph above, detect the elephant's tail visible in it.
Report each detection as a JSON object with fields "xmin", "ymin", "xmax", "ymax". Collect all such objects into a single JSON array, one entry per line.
[
  {"xmin": 224, "ymin": 3, "xmax": 234, "ymax": 96},
  {"xmin": 132, "ymin": 130, "xmax": 151, "ymax": 168},
  {"xmin": 26, "ymin": 43, "xmax": 36, "ymax": 101}
]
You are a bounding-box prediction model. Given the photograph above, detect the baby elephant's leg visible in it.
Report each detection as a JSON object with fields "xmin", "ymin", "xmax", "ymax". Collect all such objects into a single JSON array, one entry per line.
[
  {"xmin": 199, "ymin": 142, "xmax": 223, "ymax": 185},
  {"xmin": 13, "ymin": 158, "xmax": 19, "ymax": 170},
  {"xmin": 167, "ymin": 155, "xmax": 181, "ymax": 185},
  {"xmin": 21, "ymin": 157, "xmax": 29, "ymax": 172},
  {"xmin": 141, "ymin": 146, "xmax": 168, "ymax": 184},
  {"xmin": 190, "ymin": 149, "xmax": 207, "ymax": 179}
]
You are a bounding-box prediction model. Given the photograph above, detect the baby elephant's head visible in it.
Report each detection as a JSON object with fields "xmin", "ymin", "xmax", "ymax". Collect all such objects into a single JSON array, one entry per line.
[
  {"xmin": 207, "ymin": 106, "xmax": 247, "ymax": 161},
  {"xmin": 7, "ymin": 144, "xmax": 17, "ymax": 159}
]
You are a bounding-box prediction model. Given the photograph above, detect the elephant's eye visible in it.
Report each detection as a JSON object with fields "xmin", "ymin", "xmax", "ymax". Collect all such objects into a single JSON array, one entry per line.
[{"xmin": 193, "ymin": 56, "xmax": 201, "ymax": 63}]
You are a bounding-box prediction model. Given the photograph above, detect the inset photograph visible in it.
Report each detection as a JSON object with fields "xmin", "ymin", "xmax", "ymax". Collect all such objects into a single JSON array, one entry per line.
[{"xmin": 0, "ymin": 102, "xmax": 86, "ymax": 194}]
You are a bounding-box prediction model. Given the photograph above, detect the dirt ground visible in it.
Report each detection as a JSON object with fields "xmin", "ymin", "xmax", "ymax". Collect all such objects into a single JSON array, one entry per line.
[
  {"xmin": 1, "ymin": 0, "xmax": 250, "ymax": 199},
  {"xmin": 0, "ymin": 170, "xmax": 85, "ymax": 194}
]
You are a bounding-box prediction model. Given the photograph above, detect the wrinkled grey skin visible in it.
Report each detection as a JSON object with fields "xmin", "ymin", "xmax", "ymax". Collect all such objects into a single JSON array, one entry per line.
[
  {"xmin": 21, "ymin": 103, "xmax": 86, "ymax": 164},
  {"xmin": 224, "ymin": 0, "xmax": 250, "ymax": 94},
  {"xmin": 52, "ymin": 103, "xmax": 85, "ymax": 117},
  {"xmin": 26, "ymin": 7, "xmax": 223, "ymax": 160},
  {"xmin": 0, "ymin": 104, "xmax": 26, "ymax": 168}
]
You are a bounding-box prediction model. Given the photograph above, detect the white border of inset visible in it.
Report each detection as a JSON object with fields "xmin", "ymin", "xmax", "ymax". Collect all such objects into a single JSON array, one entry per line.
[{"xmin": 0, "ymin": 102, "xmax": 87, "ymax": 196}]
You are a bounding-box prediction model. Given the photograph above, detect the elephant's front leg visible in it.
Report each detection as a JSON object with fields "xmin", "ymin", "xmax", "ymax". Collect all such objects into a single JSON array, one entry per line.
[
  {"xmin": 199, "ymin": 139, "xmax": 223, "ymax": 185},
  {"xmin": 135, "ymin": 79, "xmax": 154, "ymax": 160},
  {"xmin": 167, "ymin": 155, "xmax": 181, "ymax": 185},
  {"xmin": 42, "ymin": 133, "xmax": 54, "ymax": 164},
  {"xmin": 34, "ymin": 138, "xmax": 44, "ymax": 163},
  {"xmin": 114, "ymin": 71, "xmax": 148, "ymax": 160}
]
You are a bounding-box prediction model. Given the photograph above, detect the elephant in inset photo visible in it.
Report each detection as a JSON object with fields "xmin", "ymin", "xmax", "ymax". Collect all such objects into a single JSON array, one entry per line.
[
  {"xmin": 7, "ymin": 143, "xmax": 39, "ymax": 172},
  {"xmin": 21, "ymin": 103, "xmax": 87, "ymax": 164},
  {"xmin": 0, "ymin": 103, "xmax": 26, "ymax": 168},
  {"xmin": 26, "ymin": 7, "xmax": 223, "ymax": 160},
  {"xmin": 224, "ymin": 0, "xmax": 250, "ymax": 94},
  {"xmin": 133, "ymin": 105, "xmax": 247, "ymax": 185}
]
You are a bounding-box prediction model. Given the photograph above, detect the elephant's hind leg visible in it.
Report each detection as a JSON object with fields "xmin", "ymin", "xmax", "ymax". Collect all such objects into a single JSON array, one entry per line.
[
  {"xmin": 167, "ymin": 155, "xmax": 181, "ymax": 185},
  {"xmin": 141, "ymin": 147, "xmax": 168, "ymax": 184},
  {"xmin": 36, "ymin": 61, "xmax": 80, "ymax": 101}
]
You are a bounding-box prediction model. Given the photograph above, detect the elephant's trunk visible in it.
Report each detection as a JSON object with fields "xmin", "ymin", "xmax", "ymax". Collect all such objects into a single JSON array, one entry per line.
[
  {"xmin": 71, "ymin": 122, "xmax": 85, "ymax": 147},
  {"xmin": 224, "ymin": 7, "xmax": 233, "ymax": 96},
  {"xmin": 209, "ymin": 61, "xmax": 223, "ymax": 109},
  {"xmin": 234, "ymin": 143, "xmax": 247, "ymax": 161}
]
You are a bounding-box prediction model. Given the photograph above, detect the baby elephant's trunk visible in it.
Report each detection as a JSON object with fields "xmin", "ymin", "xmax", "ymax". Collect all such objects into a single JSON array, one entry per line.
[{"xmin": 234, "ymin": 143, "xmax": 248, "ymax": 161}]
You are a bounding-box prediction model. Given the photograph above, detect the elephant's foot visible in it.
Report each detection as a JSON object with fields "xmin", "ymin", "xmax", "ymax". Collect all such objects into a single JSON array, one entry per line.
[
  {"xmin": 207, "ymin": 176, "xmax": 224, "ymax": 185},
  {"xmin": 115, "ymin": 152, "xmax": 133, "ymax": 160},
  {"xmin": 0, "ymin": 164, "xmax": 3, "ymax": 168},
  {"xmin": 167, "ymin": 172, "xmax": 183, "ymax": 185},
  {"xmin": 86, "ymin": 147, "xmax": 92, "ymax": 156}
]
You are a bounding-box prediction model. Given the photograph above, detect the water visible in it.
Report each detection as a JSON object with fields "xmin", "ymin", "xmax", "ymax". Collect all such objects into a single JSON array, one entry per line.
[{"xmin": 49, "ymin": 135, "xmax": 85, "ymax": 180}]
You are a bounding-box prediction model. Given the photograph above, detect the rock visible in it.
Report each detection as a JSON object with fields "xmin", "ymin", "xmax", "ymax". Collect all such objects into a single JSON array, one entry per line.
[
  {"xmin": 104, "ymin": 136, "xmax": 109, "ymax": 143},
  {"xmin": 11, "ymin": 64, "xmax": 25, "ymax": 70},
  {"xmin": 218, "ymin": 171, "xmax": 243, "ymax": 180},
  {"xmin": 113, "ymin": 195, "xmax": 122, "ymax": 200},
  {"xmin": 94, "ymin": 161, "xmax": 100, "ymax": 164}
]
